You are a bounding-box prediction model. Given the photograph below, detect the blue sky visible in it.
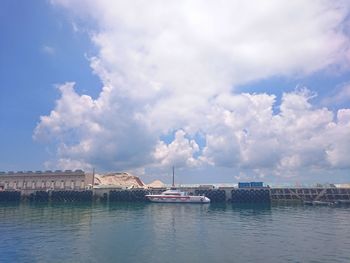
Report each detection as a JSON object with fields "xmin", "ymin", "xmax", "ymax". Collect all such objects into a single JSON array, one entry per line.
[
  {"xmin": 0, "ymin": 1, "xmax": 100, "ymax": 169},
  {"xmin": 1, "ymin": 1, "xmax": 350, "ymax": 184}
]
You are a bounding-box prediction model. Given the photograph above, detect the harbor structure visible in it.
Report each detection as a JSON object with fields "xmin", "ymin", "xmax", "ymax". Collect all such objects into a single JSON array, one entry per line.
[
  {"xmin": 0, "ymin": 170, "xmax": 86, "ymax": 192},
  {"xmin": 1, "ymin": 170, "xmax": 350, "ymax": 204}
]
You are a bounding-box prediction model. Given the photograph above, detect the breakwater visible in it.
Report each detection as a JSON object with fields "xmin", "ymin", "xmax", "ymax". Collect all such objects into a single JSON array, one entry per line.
[{"xmin": 1, "ymin": 187, "xmax": 350, "ymax": 203}]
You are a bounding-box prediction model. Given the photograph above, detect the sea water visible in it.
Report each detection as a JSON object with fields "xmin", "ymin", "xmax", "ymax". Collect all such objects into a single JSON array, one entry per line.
[{"xmin": 1, "ymin": 202, "xmax": 349, "ymax": 263}]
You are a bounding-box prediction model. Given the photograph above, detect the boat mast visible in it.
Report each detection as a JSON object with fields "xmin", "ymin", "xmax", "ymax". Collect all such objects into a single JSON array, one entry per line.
[
  {"xmin": 92, "ymin": 167, "xmax": 95, "ymax": 189},
  {"xmin": 172, "ymin": 166, "xmax": 175, "ymax": 187}
]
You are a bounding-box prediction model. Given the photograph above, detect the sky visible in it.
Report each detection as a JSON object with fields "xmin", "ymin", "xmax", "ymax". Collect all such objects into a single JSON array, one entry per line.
[{"xmin": 0, "ymin": 0, "xmax": 350, "ymax": 185}]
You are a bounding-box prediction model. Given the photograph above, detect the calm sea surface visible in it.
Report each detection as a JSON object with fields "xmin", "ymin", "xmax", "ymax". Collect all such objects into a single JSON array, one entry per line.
[{"xmin": 1, "ymin": 202, "xmax": 350, "ymax": 263}]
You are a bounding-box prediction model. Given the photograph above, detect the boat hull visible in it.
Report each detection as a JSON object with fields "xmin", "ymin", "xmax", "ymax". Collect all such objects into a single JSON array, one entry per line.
[{"xmin": 145, "ymin": 195, "xmax": 210, "ymax": 203}]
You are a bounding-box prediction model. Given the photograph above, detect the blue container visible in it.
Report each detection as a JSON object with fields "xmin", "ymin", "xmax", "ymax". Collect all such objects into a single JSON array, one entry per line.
[
  {"xmin": 238, "ymin": 182, "xmax": 251, "ymax": 188},
  {"xmin": 250, "ymin": 182, "xmax": 263, "ymax": 188}
]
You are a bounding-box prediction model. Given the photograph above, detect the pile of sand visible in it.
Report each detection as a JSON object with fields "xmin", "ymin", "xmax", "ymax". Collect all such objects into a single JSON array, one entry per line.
[
  {"xmin": 335, "ymin": 184, "xmax": 350, "ymax": 188},
  {"xmin": 146, "ymin": 180, "xmax": 166, "ymax": 188},
  {"xmin": 94, "ymin": 172, "xmax": 145, "ymax": 188}
]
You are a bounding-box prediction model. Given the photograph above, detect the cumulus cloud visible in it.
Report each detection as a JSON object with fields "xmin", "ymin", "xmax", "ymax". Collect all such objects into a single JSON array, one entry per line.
[
  {"xmin": 34, "ymin": 84, "xmax": 350, "ymax": 177},
  {"xmin": 153, "ymin": 130, "xmax": 200, "ymax": 168},
  {"xmin": 35, "ymin": 1, "xmax": 350, "ymax": 179},
  {"xmin": 34, "ymin": 82, "xmax": 157, "ymax": 170},
  {"xmin": 201, "ymin": 90, "xmax": 349, "ymax": 174},
  {"xmin": 54, "ymin": 0, "xmax": 350, "ymax": 95},
  {"xmin": 325, "ymin": 109, "xmax": 350, "ymax": 168}
]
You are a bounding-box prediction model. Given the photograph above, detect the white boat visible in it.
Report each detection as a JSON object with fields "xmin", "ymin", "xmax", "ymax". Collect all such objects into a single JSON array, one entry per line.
[
  {"xmin": 145, "ymin": 188, "xmax": 210, "ymax": 203},
  {"xmin": 145, "ymin": 167, "xmax": 210, "ymax": 203}
]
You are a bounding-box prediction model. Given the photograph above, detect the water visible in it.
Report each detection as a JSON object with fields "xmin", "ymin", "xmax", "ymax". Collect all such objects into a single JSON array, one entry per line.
[{"xmin": 1, "ymin": 202, "xmax": 350, "ymax": 263}]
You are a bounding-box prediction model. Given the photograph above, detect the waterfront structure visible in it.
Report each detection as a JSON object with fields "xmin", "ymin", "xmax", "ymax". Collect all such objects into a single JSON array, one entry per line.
[
  {"xmin": 1, "ymin": 172, "xmax": 350, "ymax": 204},
  {"xmin": 0, "ymin": 170, "xmax": 86, "ymax": 191}
]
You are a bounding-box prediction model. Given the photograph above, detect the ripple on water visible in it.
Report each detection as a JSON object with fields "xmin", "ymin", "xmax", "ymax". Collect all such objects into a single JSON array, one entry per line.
[{"xmin": 1, "ymin": 202, "xmax": 350, "ymax": 263}]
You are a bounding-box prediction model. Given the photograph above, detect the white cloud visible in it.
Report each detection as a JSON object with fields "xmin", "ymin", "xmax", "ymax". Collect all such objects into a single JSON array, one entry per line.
[
  {"xmin": 35, "ymin": 84, "xmax": 350, "ymax": 177},
  {"xmin": 54, "ymin": 0, "xmax": 350, "ymax": 93},
  {"xmin": 325, "ymin": 109, "xmax": 350, "ymax": 168},
  {"xmin": 35, "ymin": 1, "xmax": 350, "ymax": 180},
  {"xmin": 44, "ymin": 158, "xmax": 92, "ymax": 171},
  {"xmin": 153, "ymin": 130, "xmax": 200, "ymax": 168},
  {"xmin": 34, "ymin": 82, "xmax": 157, "ymax": 171}
]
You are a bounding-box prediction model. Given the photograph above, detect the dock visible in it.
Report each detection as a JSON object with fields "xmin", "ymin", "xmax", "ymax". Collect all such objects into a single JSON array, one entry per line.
[
  {"xmin": 1, "ymin": 186, "xmax": 350, "ymax": 204},
  {"xmin": 1, "ymin": 171, "xmax": 349, "ymax": 203}
]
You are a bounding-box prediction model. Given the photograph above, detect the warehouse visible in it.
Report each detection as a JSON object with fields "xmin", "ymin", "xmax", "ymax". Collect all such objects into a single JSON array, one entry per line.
[{"xmin": 0, "ymin": 170, "xmax": 86, "ymax": 191}]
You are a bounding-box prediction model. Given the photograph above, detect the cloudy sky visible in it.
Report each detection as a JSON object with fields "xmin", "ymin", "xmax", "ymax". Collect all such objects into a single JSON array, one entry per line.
[{"xmin": 1, "ymin": 1, "xmax": 350, "ymax": 184}]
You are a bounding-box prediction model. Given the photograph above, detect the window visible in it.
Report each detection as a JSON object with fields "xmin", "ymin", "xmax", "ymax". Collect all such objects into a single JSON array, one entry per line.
[
  {"xmin": 71, "ymin": 180, "xmax": 75, "ymax": 189},
  {"xmin": 80, "ymin": 180, "xmax": 84, "ymax": 189},
  {"xmin": 51, "ymin": 181, "xmax": 55, "ymax": 189},
  {"xmin": 61, "ymin": 180, "xmax": 64, "ymax": 189}
]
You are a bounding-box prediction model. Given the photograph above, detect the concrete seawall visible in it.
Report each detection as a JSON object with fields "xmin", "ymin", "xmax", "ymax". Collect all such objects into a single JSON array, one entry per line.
[{"xmin": 1, "ymin": 186, "xmax": 350, "ymax": 203}]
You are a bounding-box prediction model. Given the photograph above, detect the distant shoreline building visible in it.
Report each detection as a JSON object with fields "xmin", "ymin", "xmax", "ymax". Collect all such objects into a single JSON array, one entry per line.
[{"xmin": 0, "ymin": 170, "xmax": 86, "ymax": 191}]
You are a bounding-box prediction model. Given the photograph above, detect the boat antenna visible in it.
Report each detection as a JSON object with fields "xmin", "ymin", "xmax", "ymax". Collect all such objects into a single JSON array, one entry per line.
[{"xmin": 172, "ymin": 166, "xmax": 175, "ymax": 187}]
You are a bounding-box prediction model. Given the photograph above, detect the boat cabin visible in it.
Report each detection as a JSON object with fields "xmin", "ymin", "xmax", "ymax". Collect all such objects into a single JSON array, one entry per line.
[{"xmin": 162, "ymin": 189, "xmax": 186, "ymax": 196}]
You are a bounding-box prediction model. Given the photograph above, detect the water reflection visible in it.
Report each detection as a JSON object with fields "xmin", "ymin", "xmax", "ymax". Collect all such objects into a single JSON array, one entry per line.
[
  {"xmin": 208, "ymin": 202, "xmax": 227, "ymax": 211},
  {"xmin": 108, "ymin": 201, "xmax": 147, "ymax": 212},
  {"xmin": 232, "ymin": 202, "xmax": 271, "ymax": 211},
  {"xmin": 0, "ymin": 202, "xmax": 350, "ymax": 263}
]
